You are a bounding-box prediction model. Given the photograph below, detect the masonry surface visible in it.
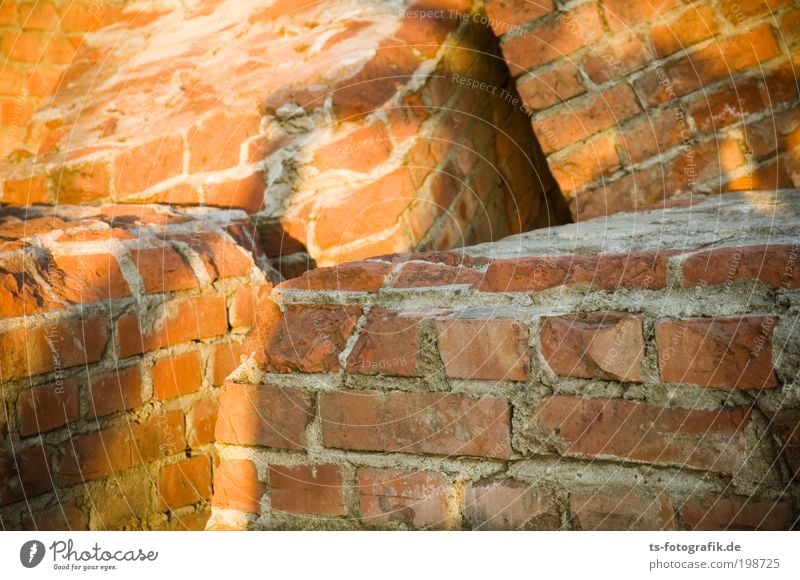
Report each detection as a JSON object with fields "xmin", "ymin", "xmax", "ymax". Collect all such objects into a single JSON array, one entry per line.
[{"xmin": 0, "ymin": 0, "xmax": 798, "ymax": 530}]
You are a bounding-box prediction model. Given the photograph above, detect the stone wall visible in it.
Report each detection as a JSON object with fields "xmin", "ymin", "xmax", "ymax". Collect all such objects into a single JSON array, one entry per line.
[{"xmin": 208, "ymin": 190, "xmax": 800, "ymax": 530}]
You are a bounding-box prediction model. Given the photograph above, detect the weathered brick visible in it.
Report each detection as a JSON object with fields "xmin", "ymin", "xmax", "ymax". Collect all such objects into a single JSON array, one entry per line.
[
  {"xmin": 534, "ymin": 396, "xmax": 749, "ymax": 473},
  {"xmin": 188, "ymin": 111, "xmax": 259, "ymax": 171},
  {"xmin": 158, "ymin": 456, "xmax": 212, "ymax": 511},
  {"xmin": 516, "ymin": 60, "xmax": 585, "ymax": 112},
  {"xmin": 0, "ymin": 317, "xmax": 108, "ymax": 381},
  {"xmin": 1, "ymin": 175, "xmax": 48, "ymax": 204},
  {"xmin": 313, "ymin": 123, "xmax": 391, "ymax": 173},
  {"xmin": 230, "ymin": 283, "xmax": 273, "ymax": 330},
  {"xmin": 116, "ymin": 295, "xmax": 228, "ymax": 357},
  {"xmin": 212, "ymin": 459, "xmax": 264, "ymax": 514},
  {"xmin": 51, "ymin": 253, "xmax": 131, "ymax": 303},
  {"xmin": 203, "ymin": 172, "xmax": 265, "ymax": 213},
  {"xmin": 277, "ymin": 261, "xmax": 391, "ymax": 292},
  {"xmin": 540, "ymin": 312, "xmax": 645, "ymax": 382},
  {"xmin": 244, "ymin": 303, "xmax": 361, "ymax": 373},
  {"xmin": 501, "ymin": 4, "xmax": 604, "ymax": 75},
  {"xmin": 358, "ymin": 468, "xmax": 451, "ymax": 529},
  {"xmin": 484, "ymin": 0, "xmax": 554, "ymax": 36},
  {"xmin": 580, "ymin": 33, "xmax": 650, "ymax": 84},
  {"xmin": 152, "ymin": 351, "xmax": 203, "ymax": 400},
  {"xmin": 689, "ymin": 78, "xmax": 766, "ymax": 134},
  {"xmin": 548, "ymin": 134, "xmax": 621, "ymax": 192},
  {"xmin": 651, "ymin": 5, "xmax": 718, "ymax": 58},
  {"xmin": 114, "ymin": 136, "xmax": 184, "ymax": 195},
  {"xmin": 464, "ymin": 479, "xmax": 560, "ymax": 530},
  {"xmin": 681, "ymin": 495, "xmax": 794, "ymax": 530},
  {"xmin": 603, "ymin": 0, "xmax": 678, "ymax": 32},
  {"xmin": 188, "ymin": 397, "xmax": 218, "ymax": 446},
  {"xmin": 0, "ymin": 445, "xmax": 52, "ymax": 507},
  {"xmin": 392, "ymin": 261, "xmax": 483, "ymax": 288},
  {"xmin": 570, "ymin": 490, "xmax": 676, "ymax": 530},
  {"xmin": 683, "ymin": 245, "xmax": 800, "ymax": 290},
  {"xmin": 129, "ymin": 245, "xmax": 198, "ymax": 294},
  {"xmin": 436, "ymin": 317, "xmax": 529, "ymax": 381},
  {"xmin": 215, "ymin": 382, "xmax": 312, "ymax": 450},
  {"xmin": 22, "ymin": 500, "xmax": 89, "ymax": 531},
  {"xmin": 16, "ymin": 379, "xmax": 79, "ymax": 437},
  {"xmin": 320, "ymin": 390, "xmax": 512, "ymax": 458},
  {"xmin": 269, "ymin": 464, "xmax": 346, "ymax": 516},
  {"xmin": 482, "ymin": 251, "xmax": 675, "ymax": 292},
  {"xmin": 656, "ymin": 316, "xmax": 778, "ymax": 389},
  {"xmin": 621, "ymin": 108, "xmax": 686, "ymax": 165},
  {"xmin": 88, "ymin": 365, "xmax": 142, "ymax": 418},
  {"xmin": 346, "ymin": 309, "xmax": 421, "ymax": 377},
  {"xmin": 533, "ymin": 84, "xmax": 641, "ymax": 153},
  {"xmin": 57, "ymin": 411, "xmax": 185, "ymax": 485},
  {"xmin": 211, "ymin": 342, "xmax": 243, "ymax": 385},
  {"xmin": 52, "ymin": 161, "xmax": 111, "ymax": 203}
]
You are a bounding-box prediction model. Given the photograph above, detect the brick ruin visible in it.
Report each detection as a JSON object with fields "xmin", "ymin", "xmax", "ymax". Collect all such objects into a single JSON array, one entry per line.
[{"xmin": 0, "ymin": 0, "xmax": 798, "ymax": 530}]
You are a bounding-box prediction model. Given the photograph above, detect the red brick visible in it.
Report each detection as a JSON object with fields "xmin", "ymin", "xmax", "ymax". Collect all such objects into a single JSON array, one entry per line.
[
  {"xmin": 621, "ymin": 108, "xmax": 687, "ymax": 165},
  {"xmin": 88, "ymin": 366, "xmax": 142, "ymax": 418},
  {"xmin": 636, "ymin": 25, "xmax": 780, "ymax": 105},
  {"xmin": 0, "ymin": 252, "xmax": 62, "ymax": 318},
  {"xmin": 115, "ymin": 295, "xmax": 228, "ymax": 357},
  {"xmin": 0, "ymin": 445, "xmax": 52, "ymax": 506},
  {"xmin": 313, "ymin": 123, "xmax": 391, "ymax": 173},
  {"xmin": 57, "ymin": 411, "xmax": 185, "ymax": 485},
  {"xmin": 170, "ymin": 232, "xmax": 252, "ymax": 280},
  {"xmin": 158, "ymin": 456, "xmax": 212, "ymax": 511},
  {"xmin": 719, "ymin": 0, "xmax": 783, "ymax": 24},
  {"xmin": 51, "ymin": 253, "xmax": 131, "ymax": 303},
  {"xmin": 683, "ymin": 245, "xmax": 800, "ymax": 289},
  {"xmin": 501, "ymin": 4, "xmax": 604, "ymax": 75},
  {"xmin": 652, "ymin": 5, "xmax": 718, "ymax": 58},
  {"xmin": 689, "ymin": 79, "xmax": 766, "ymax": 134},
  {"xmin": 516, "ymin": 61, "xmax": 585, "ymax": 112},
  {"xmin": 269, "ymin": 464, "xmax": 346, "ymax": 516},
  {"xmin": 346, "ymin": 309, "xmax": 421, "ymax": 377},
  {"xmin": 129, "ymin": 245, "xmax": 198, "ymax": 294},
  {"xmin": 484, "ymin": 0, "xmax": 554, "ymax": 36},
  {"xmin": 570, "ymin": 490, "xmax": 676, "ymax": 530},
  {"xmin": 682, "ymin": 495, "xmax": 793, "ymax": 530},
  {"xmin": 603, "ymin": 0, "xmax": 678, "ymax": 32},
  {"xmin": 277, "ymin": 261, "xmax": 391, "ymax": 292},
  {"xmin": 188, "ymin": 397, "xmax": 218, "ymax": 446},
  {"xmin": 22, "ymin": 500, "xmax": 88, "ymax": 531},
  {"xmin": 435, "ymin": 317, "xmax": 529, "ymax": 381},
  {"xmin": 331, "ymin": 42, "xmax": 421, "ymax": 120},
  {"xmin": 0, "ymin": 316, "xmax": 108, "ymax": 381},
  {"xmin": 671, "ymin": 136, "xmax": 747, "ymax": 189},
  {"xmin": 580, "ymin": 33, "xmax": 650, "ymax": 84},
  {"xmin": 314, "ymin": 168, "xmax": 417, "ymax": 250},
  {"xmin": 393, "ymin": 262, "xmax": 483, "ymax": 288},
  {"xmin": 534, "ymin": 84, "xmax": 640, "ymax": 153},
  {"xmin": 320, "ymin": 390, "xmax": 512, "ymax": 458},
  {"xmin": 535, "ymin": 396, "xmax": 749, "ymax": 473},
  {"xmin": 230, "ymin": 283, "xmax": 273, "ymax": 330},
  {"xmin": 358, "ymin": 468, "xmax": 451, "ymax": 529},
  {"xmin": 114, "ymin": 136, "xmax": 184, "ymax": 195},
  {"xmin": 211, "ymin": 342, "xmax": 243, "ymax": 385},
  {"xmin": 464, "ymin": 479, "xmax": 560, "ymax": 530},
  {"xmin": 656, "ymin": 316, "xmax": 778, "ymax": 389},
  {"xmin": 215, "ymin": 382, "xmax": 312, "ymax": 450},
  {"xmin": 244, "ymin": 303, "xmax": 361, "ymax": 373},
  {"xmin": 17, "ymin": 379, "xmax": 79, "ymax": 437},
  {"xmin": 482, "ymin": 251, "xmax": 675, "ymax": 292},
  {"xmin": 152, "ymin": 351, "xmax": 203, "ymax": 401},
  {"xmin": 212, "ymin": 459, "xmax": 265, "ymax": 514},
  {"xmin": 548, "ymin": 134, "xmax": 621, "ymax": 192},
  {"xmin": 188, "ymin": 112, "xmax": 259, "ymax": 171},
  {"xmin": 541, "ymin": 312, "xmax": 644, "ymax": 382},
  {"xmin": 203, "ymin": 172, "xmax": 265, "ymax": 213}
]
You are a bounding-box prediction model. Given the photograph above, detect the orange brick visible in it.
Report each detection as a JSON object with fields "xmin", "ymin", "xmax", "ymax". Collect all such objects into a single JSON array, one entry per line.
[
  {"xmin": 548, "ymin": 134, "xmax": 621, "ymax": 192},
  {"xmin": 152, "ymin": 351, "xmax": 203, "ymax": 401},
  {"xmin": 269, "ymin": 464, "xmax": 346, "ymax": 516},
  {"xmin": 114, "ymin": 136, "xmax": 184, "ymax": 195},
  {"xmin": 17, "ymin": 379, "xmax": 80, "ymax": 436},
  {"xmin": 158, "ymin": 456, "xmax": 212, "ymax": 511},
  {"xmin": 212, "ymin": 459, "xmax": 264, "ymax": 513},
  {"xmin": 652, "ymin": 5, "xmax": 718, "ymax": 58},
  {"xmin": 88, "ymin": 366, "xmax": 142, "ymax": 418}
]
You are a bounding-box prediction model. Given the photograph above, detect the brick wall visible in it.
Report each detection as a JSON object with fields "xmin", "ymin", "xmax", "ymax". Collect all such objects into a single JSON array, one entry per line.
[
  {"xmin": 486, "ymin": 0, "xmax": 799, "ymax": 220},
  {"xmin": 208, "ymin": 190, "xmax": 800, "ymax": 530},
  {"xmin": 0, "ymin": 0, "xmax": 569, "ymax": 274},
  {"xmin": 0, "ymin": 204, "xmax": 274, "ymax": 530}
]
